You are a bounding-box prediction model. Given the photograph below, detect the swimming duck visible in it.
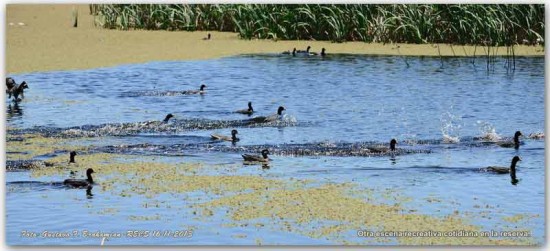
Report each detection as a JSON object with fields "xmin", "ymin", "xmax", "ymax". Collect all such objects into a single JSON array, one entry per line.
[
  {"xmin": 483, "ymin": 156, "xmax": 521, "ymax": 174},
  {"xmin": 368, "ymin": 139, "xmax": 397, "ymax": 153},
  {"xmin": 211, "ymin": 129, "xmax": 239, "ymax": 142},
  {"xmin": 496, "ymin": 131, "xmax": 522, "ymax": 149},
  {"xmin": 242, "ymin": 149, "xmax": 270, "ymax": 162},
  {"xmin": 163, "ymin": 113, "xmax": 174, "ymax": 123},
  {"xmin": 142, "ymin": 113, "xmax": 174, "ymax": 127},
  {"xmin": 296, "ymin": 46, "xmax": 318, "ymax": 56},
  {"xmin": 236, "ymin": 102, "xmax": 254, "ymax": 115},
  {"xmin": 296, "ymin": 46, "xmax": 311, "ymax": 54},
  {"xmin": 248, "ymin": 106, "xmax": 285, "ymax": 123},
  {"xmin": 8, "ymin": 81, "xmax": 28, "ymax": 101},
  {"xmin": 6, "ymin": 77, "xmax": 15, "ymax": 93},
  {"xmin": 282, "ymin": 48, "xmax": 296, "ymax": 56},
  {"xmin": 64, "ymin": 168, "xmax": 95, "ymax": 188},
  {"xmin": 183, "ymin": 84, "xmax": 206, "ymax": 95},
  {"xmin": 69, "ymin": 151, "xmax": 77, "ymax": 163}
]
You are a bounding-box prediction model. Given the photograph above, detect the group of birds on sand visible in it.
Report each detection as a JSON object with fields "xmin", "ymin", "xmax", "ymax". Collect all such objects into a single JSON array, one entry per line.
[{"xmin": 282, "ymin": 46, "xmax": 326, "ymax": 57}]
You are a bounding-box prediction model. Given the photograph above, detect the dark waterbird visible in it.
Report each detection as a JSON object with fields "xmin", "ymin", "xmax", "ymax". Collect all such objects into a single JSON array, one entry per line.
[
  {"xmin": 6, "ymin": 77, "xmax": 16, "ymax": 93},
  {"xmin": 163, "ymin": 113, "xmax": 174, "ymax": 123},
  {"xmin": 296, "ymin": 46, "xmax": 311, "ymax": 54},
  {"xmin": 69, "ymin": 151, "xmax": 77, "ymax": 163},
  {"xmin": 211, "ymin": 129, "xmax": 239, "ymax": 142},
  {"xmin": 296, "ymin": 46, "xmax": 319, "ymax": 56},
  {"xmin": 242, "ymin": 149, "xmax": 270, "ymax": 162},
  {"xmin": 320, "ymin": 48, "xmax": 326, "ymax": 57},
  {"xmin": 203, "ymin": 33, "xmax": 211, "ymax": 40},
  {"xmin": 7, "ymin": 80, "xmax": 29, "ymax": 101},
  {"xmin": 236, "ymin": 102, "xmax": 254, "ymax": 115},
  {"xmin": 183, "ymin": 84, "xmax": 206, "ymax": 95},
  {"xmin": 368, "ymin": 139, "xmax": 397, "ymax": 153},
  {"xmin": 482, "ymin": 156, "xmax": 521, "ymax": 175},
  {"xmin": 282, "ymin": 48, "xmax": 296, "ymax": 56},
  {"xmin": 64, "ymin": 168, "xmax": 95, "ymax": 188},
  {"xmin": 496, "ymin": 131, "xmax": 523, "ymax": 149},
  {"xmin": 247, "ymin": 106, "xmax": 285, "ymax": 123},
  {"xmin": 140, "ymin": 113, "xmax": 175, "ymax": 127}
]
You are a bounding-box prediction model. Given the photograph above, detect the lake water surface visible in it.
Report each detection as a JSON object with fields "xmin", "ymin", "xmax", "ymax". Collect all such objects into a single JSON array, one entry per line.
[{"xmin": 5, "ymin": 54, "xmax": 545, "ymax": 245}]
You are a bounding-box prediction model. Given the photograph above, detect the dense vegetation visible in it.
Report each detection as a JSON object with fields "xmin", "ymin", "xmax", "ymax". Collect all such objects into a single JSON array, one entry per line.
[{"xmin": 90, "ymin": 4, "xmax": 544, "ymax": 46}]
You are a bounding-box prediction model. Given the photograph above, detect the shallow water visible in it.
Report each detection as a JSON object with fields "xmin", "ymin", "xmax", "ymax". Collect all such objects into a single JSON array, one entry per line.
[{"xmin": 6, "ymin": 54, "xmax": 545, "ymax": 245}]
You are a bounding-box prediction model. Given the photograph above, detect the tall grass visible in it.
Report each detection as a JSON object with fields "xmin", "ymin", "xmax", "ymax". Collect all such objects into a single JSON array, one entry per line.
[{"xmin": 91, "ymin": 4, "xmax": 544, "ymax": 46}]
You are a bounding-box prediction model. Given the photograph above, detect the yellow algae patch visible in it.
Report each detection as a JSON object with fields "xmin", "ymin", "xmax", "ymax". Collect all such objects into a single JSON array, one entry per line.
[
  {"xmin": 119, "ymin": 174, "xmax": 284, "ymax": 198},
  {"xmin": 503, "ymin": 214, "xmax": 540, "ymax": 224},
  {"xmin": 6, "ymin": 134, "xmax": 90, "ymax": 160},
  {"xmin": 128, "ymin": 214, "xmax": 161, "ymax": 221},
  {"xmin": 30, "ymin": 153, "xmax": 129, "ymax": 177},
  {"xmin": 96, "ymin": 208, "xmax": 120, "ymax": 215},
  {"xmin": 198, "ymin": 184, "xmax": 537, "ymax": 245},
  {"xmin": 30, "ymin": 151, "xmax": 284, "ymax": 200},
  {"xmin": 62, "ymin": 100, "xmax": 86, "ymax": 105}
]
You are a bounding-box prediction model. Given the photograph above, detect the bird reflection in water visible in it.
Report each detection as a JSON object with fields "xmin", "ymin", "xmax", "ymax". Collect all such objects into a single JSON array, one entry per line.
[
  {"xmin": 86, "ymin": 185, "xmax": 94, "ymax": 199},
  {"xmin": 7, "ymin": 103, "xmax": 23, "ymax": 120},
  {"xmin": 389, "ymin": 155, "xmax": 397, "ymax": 165}
]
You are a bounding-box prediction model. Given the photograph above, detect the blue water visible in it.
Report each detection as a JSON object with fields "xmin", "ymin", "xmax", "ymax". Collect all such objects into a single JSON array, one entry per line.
[{"xmin": 5, "ymin": 54, "xmax": 545, "ymax": 245}]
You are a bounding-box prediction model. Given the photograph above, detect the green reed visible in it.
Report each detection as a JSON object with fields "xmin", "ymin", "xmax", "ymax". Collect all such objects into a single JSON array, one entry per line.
[{"xmin": 91, "ymin": 4, "xmax": 544, "ymax": 46}]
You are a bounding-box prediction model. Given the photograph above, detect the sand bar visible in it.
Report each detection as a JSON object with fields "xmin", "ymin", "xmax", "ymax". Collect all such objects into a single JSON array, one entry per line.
[{"xmin": 6, "ymin": 4, "xmax": 545, "ymax": 74}]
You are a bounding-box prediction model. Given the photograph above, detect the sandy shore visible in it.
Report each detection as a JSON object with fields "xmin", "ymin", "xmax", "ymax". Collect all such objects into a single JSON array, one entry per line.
[{"xmin": 6, "ymin": 4, "xmax": 545, "ymax": 74}]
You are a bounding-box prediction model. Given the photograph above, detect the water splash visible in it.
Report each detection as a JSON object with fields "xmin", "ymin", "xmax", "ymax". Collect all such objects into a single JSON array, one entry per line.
[
  {"xmin": 475, "ymin": 121, "xmax": 501, "ymax": 141},
  {"xmin": 95, "ymin": 140, "xmax": 432, "ymax": 158},
  {"xmin": 440, "ymin": 111, "xmax": 462, "ymax": 143},
  {"xmin": 281, "ymin": 114, "xmax": 298, "ymax": 124},
  {"xmin": 119, "ymin": 90, "xmax": 198, "ymax": 97},
  {"xmin": 528, "ymin": 131, "xmax": 545, "ymax": 140},
  {"xmin": 19, "ymin": 117, "xmax": 303, "ymax": 138}
]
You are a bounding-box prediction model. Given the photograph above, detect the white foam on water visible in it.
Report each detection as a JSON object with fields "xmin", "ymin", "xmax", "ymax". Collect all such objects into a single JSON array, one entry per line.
[
  {"xmin": 476, "ymin": 121, "xmax": 501, "ymax": 141},
  {"xmin": 440, "ymin": 111, "xmax": 462, "ymax": 143}
]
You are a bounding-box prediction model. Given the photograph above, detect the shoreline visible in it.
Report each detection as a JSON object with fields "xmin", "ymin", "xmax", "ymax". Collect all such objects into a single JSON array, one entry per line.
[{"xmin": 6, "ymin": 4, "xmax": 545, "ymax": 74}]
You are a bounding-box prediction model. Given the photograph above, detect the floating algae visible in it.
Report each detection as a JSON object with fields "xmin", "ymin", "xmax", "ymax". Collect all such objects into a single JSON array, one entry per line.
[
  {"xmin": 14, "ymin": 137, "xmax": 538, "ymax": 245},
  {"xmin": 502, "ymin": 214, "xmax": 540, "ymax": 224},
  {"xmin": 29, "ymin": 151, "xmax": 285, "ymax": 199},
  {"xmin": 128, "ymin": 214, "xmax": 162, "ymax": 221},
  {"xmin": 6, "ymin": 133, "xmax": 91, "ymax": 161},
  {"xmin": 95, "ymin": 208, "xmax": 120, "ymax": 215},
  {"xmin": 197, "ymin": 183, "xmax": 537, "ymax": 245}
]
